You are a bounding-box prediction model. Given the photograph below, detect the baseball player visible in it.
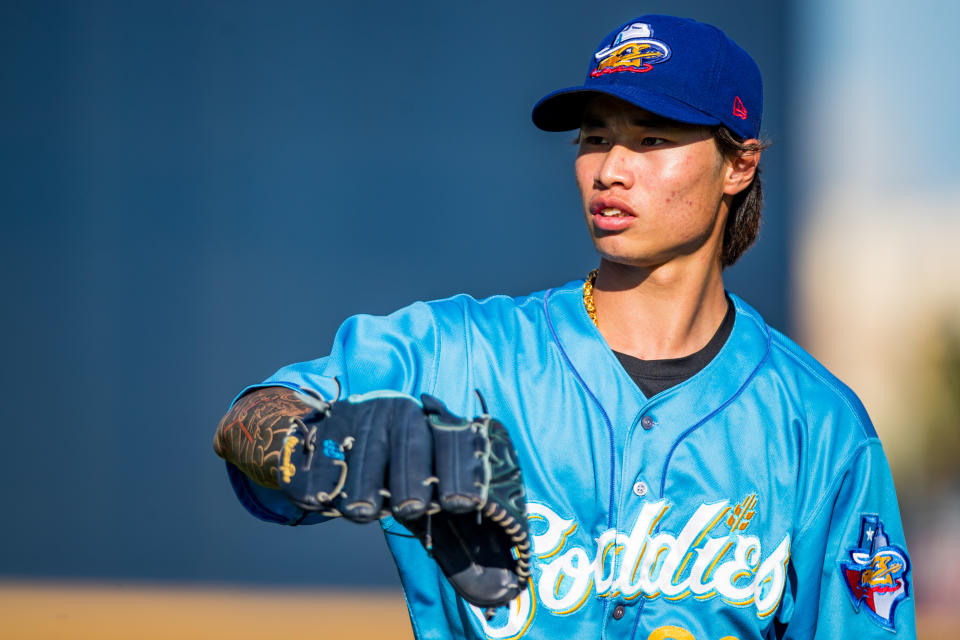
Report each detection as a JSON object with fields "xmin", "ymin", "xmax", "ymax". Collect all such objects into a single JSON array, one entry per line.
[{"xmin": 214, "ymin": 14, "xmax": 915, "ymax": 640}]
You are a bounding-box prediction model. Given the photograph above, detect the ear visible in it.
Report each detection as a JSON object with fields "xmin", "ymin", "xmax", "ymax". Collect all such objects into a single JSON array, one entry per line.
[{"xmin": 722, "ymin": 140, "xmax": 762, "ymax": 197}]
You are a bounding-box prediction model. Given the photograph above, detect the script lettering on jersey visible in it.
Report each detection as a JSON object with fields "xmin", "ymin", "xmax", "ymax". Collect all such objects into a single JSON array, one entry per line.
[{"xmin": 471, "ymin": 498, "xmax": 790, "ymax": 639}]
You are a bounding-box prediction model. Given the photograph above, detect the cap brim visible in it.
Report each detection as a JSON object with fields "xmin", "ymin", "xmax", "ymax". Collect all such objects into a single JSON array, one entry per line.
[{"xmin": 532, "ymin": 84, "xmax": 724, "ymax": 132}]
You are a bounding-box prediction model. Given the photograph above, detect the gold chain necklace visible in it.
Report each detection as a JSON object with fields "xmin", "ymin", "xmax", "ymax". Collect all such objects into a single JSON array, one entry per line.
[{"xmin": 583, "ymin": 268, "xmax": 599, "ymax": 326}]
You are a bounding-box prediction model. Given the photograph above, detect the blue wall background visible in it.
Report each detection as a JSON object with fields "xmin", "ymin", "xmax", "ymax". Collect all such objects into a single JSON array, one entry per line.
[{"xmin": 0, "ymin": 0, "xmax": 790, "ymax": 587}]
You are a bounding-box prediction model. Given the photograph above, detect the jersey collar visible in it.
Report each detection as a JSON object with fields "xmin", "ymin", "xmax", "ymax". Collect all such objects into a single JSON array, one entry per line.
[{"xmin": 543, "ymin": 278, "xmax": 772, "ymax": 434}]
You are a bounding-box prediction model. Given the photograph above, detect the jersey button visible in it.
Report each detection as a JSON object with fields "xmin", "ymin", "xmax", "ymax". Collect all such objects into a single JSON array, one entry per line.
[
  {"xmin": 632, "ymin": 481, "xmax": 648, "ymax": 497},
  {"xmin": 612, "ymin": 604, "xmax": 626, "ymax": 620},
  {"xmin": 640, "ymin": 415, "xmax": 655, "ymax": 430}
]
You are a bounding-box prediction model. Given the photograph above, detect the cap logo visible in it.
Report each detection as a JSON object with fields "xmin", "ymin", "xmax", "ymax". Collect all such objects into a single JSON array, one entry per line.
[
  {"xmin": 733, "ymin": 96, "xmax": 748, "ymax": 120},
  {"xmin": 591, "ymin": 22, "xmax": 671, "ymax": 77}
]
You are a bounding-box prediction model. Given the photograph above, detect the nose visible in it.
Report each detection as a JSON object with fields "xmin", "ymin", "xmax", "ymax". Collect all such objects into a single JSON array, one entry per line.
[{"xmin": 596, "ymin": 145, "xmax": 634, "ymax": 190}]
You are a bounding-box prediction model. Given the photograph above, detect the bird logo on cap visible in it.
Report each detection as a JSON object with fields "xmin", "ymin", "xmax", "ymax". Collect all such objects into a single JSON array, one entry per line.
[{"xmin": 591, "ymin": 22, "xmax": 671, "ymax": 77}]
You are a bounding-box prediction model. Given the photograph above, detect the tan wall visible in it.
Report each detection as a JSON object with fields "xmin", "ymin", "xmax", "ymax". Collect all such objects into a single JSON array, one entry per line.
[
  {"xmin": 2, "ymin": 580, "xmax": 956, "ymax": 639},
  {"xmin": 0, "ymin": 581, "xmax": 413, "ymax": 640}
]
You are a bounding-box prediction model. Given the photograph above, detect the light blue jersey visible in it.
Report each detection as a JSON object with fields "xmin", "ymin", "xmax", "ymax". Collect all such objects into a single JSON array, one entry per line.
[{"xmin": 225, "ymin": 279, "xmax": 915, "ymax": 640}]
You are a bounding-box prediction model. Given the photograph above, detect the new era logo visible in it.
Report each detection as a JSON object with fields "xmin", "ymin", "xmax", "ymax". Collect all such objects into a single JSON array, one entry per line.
[{"xmin": 733, "ymin": 96, "xmax": 748, "ymax": 120}]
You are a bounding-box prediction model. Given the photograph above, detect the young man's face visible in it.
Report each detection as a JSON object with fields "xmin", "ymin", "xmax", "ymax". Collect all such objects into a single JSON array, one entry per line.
[{"xmin": 575, "ymin": 95, "xmax": 736, "ymax": 270}]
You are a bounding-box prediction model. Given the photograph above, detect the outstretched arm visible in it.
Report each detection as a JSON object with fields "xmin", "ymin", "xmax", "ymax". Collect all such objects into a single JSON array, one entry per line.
[
  {"xmin": 215, "ymin": 385, "xmax": 532, "ymax": 609},
  {"xmin": 213, "ymin": 386, "xmax": 314, "ymax": 489}
]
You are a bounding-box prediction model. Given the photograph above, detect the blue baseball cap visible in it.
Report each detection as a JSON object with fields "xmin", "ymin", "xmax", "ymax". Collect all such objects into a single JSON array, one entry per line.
[{"xmin": 532, "ymin": 15, "xmax": 762, "ymax": 140}]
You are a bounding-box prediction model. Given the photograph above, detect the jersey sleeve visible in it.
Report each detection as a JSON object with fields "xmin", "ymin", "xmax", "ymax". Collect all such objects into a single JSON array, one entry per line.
[
  {"xmin": 784, "ymin": 439, "xmax": 916, "ymax": 639},
  {"xmin": 223, "ymin": 301, "xmax": 440, "ymax": 525}
]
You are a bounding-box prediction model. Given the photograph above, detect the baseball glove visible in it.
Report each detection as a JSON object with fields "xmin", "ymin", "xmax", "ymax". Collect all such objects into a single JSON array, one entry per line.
[{"xmin": 276, "ymin": 388, "xmax": 531, "ymax": 609}]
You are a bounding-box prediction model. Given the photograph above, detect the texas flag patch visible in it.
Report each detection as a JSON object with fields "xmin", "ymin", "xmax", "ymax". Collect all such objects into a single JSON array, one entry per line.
[{"xmin": 838, "ymin": 515, "xmax": 911, "ymax": 631}]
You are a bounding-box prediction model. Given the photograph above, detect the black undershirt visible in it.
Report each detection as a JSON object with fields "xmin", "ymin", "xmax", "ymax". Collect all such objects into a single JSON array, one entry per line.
[{"xmin": 613, "ymin": 297, "xmax": 735, "ymax": 398}]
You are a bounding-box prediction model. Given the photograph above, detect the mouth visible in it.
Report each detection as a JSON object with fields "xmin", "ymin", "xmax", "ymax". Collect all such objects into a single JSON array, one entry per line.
[
  {"xmin": 590, "ymin": 202, "xmax": 636, "ymax": 231},
  {"xmin": 595, "ymin": 207, "xmax": 631, "ymax": 218}
]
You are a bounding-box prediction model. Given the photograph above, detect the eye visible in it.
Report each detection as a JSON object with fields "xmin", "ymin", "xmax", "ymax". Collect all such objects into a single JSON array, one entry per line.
[
  {"xmin": 580, "ymin": 135, "xmax": 608, "ymax": 146},
  {"xmin": 640, "ymin": 137, "xmax": 668, "ymax": 146}
]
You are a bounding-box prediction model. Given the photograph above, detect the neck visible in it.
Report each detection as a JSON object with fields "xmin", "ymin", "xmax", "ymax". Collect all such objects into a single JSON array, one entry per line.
[{"xmin": 591, "ymin": 255, "xmax": 728, "ymax": 360}]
